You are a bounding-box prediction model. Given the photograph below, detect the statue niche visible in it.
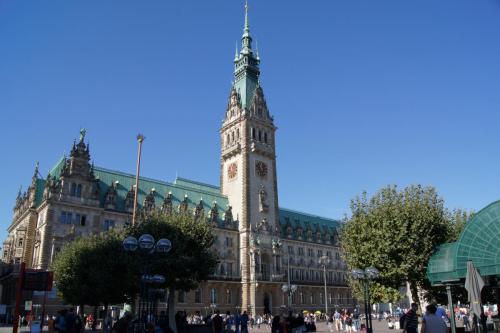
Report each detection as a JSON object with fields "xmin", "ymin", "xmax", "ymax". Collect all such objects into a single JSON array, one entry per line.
[{"xmin": 258, "ymin": 185, "xmax": 269, "ymax": 213}]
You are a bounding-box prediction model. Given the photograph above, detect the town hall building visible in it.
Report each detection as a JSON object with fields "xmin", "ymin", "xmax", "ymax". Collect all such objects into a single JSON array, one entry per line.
[{"xmin": 2, "ymin": 4, "xmax": 351, "ymax": 316}]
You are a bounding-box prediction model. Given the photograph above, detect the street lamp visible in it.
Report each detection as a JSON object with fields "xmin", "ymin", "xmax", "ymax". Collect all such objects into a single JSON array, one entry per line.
[
  {"xmin": 281, "ymin": 257, "xmax": 298, "ymax": 311},
  {"xmin": 123, "ymin": 234, "xmax": 172, "ymax": 326},
  {"xmin": 318, "ymin": 255, "xmax": 330, "ymax": 318},
  {"xmin": 351, "ymin": 267, "xmax": 379, "ymax": 333}
]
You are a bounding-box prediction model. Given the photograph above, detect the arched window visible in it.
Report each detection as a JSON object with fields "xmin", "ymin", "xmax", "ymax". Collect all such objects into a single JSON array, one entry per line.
[
  {"xmin": 76, "ymin": 184, "xmax": 82, "ymax": 198},
  {"xmin": 237, "ymin": 128, "xmax": 240, "ymax": 139},
  {"xmin": 264, "ymin": 132, "xmax": 268, "ymax": 143},
  {"xmin": 251, "ymin": 128, "xmax": 256, "ymax": 139},
  {"xmin": 210, "ymin": 288, "xmax": 217, "ymax": 304},
  {"xmin": 231, "ymin": 132, "xmax": 235, "ymax": 142},
  {"xmin": 226, "ymin": 134, "xmax": 230, "ymax": 146},
  {"xmin": 258, "ymin": 130, "xmax": 262, "ymax": 141},
  {"xmin": 70, "ymin": 183, "xmax": 76, "ymax": 196}
]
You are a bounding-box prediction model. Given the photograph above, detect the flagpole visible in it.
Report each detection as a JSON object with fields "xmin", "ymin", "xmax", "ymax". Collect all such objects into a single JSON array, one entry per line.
[{"xmin": 132, "ymin": 134, "xmax": 145, "ymax": 226}]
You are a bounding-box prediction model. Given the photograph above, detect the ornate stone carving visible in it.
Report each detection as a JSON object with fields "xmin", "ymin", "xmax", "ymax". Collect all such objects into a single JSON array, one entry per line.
[
  {"xmin": 258, "ymin": 185, "xmax": 269, "ymax": 213},
  {"xmin": 104, "ymin": 182, "xmax": 118, "ymax": 210},
  {"xmin": 194, "ymin": 199, "xmax": 204, "ymax": 222},
  {"xmin": 179, "ymin": 195, "xmax": 189, "ymax": 214},
  {"xmin": 143, "ymin": 189, "xmax": 156, "ymax": 215},
  {"xmin": 223, "ymin": 205, "xmax": 234, "ymax": 228},
  {"xmin": 208, "ymin": 201, "xmax": 219, "ymax": 226},
  {"xmin": 124, "ymin": 186, "xmax": 135, "ymax": 213},
  {"xmin": 161, "ymin": 192, "xmax": 173, "ymax": 215}
]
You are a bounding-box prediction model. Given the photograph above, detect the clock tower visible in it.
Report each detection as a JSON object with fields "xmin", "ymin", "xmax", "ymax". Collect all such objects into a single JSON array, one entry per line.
[{"xmin": 220, "ymin": 1, "xmax": 279, "ymax": 313}]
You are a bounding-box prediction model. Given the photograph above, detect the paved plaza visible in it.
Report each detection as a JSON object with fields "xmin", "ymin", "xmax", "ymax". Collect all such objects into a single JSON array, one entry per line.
[{"xmin": 0, "ymin": 320, "xmax": 397, "ymax": 333}]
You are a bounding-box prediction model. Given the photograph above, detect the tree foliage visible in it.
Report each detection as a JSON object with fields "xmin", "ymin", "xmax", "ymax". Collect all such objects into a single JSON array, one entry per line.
[
  {"xmin": 127, "ymin": 212, "xmax": 218, "ymax": 291},
  {"xmin": 341, "ymin": 185, "xmax": 451, "ymax": 304},
  {"xmin": 52, "ymin": 212, "xmax": 218, "ymax": 315},
  {"xmin": 52, "ymin": 232, "xmax": 139, "ymax": 307}
]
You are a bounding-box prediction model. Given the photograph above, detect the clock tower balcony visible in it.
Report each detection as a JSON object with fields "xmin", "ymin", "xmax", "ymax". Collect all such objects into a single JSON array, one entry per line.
[
  {"xmin": 250, "ymin": 140, "xmax": 274, "ymax": 157},
  {"xmin": 221, "ymin": 142, "xmax": 242, "ymax": 161}
]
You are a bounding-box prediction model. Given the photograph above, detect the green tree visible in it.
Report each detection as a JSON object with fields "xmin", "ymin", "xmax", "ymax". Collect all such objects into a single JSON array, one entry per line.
[
  {"xmin": 127, "ymin": 212, "xmax": 218, "ymax": 332},
  {"xmin": 52, "ymin": 232, "xmax": 139, "ymax": 310},
  {"xmin": 448, "ymin": 208, "xmax": 473, "ymax": 242},
  {"xmin": 340, "ymin": 185, "xmax": 451, "ymax": 304}
]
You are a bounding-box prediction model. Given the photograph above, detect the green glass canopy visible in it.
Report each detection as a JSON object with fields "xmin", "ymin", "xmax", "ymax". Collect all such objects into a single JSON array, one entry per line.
[{"xmin": 427, "ymin": 200, "xmax": 500, "ymax": 285}]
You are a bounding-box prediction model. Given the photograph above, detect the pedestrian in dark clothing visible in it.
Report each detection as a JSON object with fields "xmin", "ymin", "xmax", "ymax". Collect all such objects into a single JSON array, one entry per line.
[
  {"xmin": 213, "ymin": 311, "xmax": 224, "ymax": 333},
  {"xmin": 240, "ymin": 311, "xmax": 249, "ymax": 333},
  {"xmin": 403, "ymin": 303, "xmax": 419, "ymax": 333},
  {"xmin": 272, "ymin": 315, "xmax": 282, "ymax": 333}
]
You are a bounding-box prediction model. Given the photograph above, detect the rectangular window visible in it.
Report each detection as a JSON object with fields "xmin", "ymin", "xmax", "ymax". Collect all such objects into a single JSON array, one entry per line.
[
  {"xmin": 60, "ymin": 211, "xmax": 73, "ymax": 225},
  {"xmin": 298, "ymin": 247, "xmax": 304, "ymax": 256},
  {"xmin": 288, "ymin": 246, "xmax": 294, "ymax": 255},
  {"xmin": 226, "ymin": 289, "xmax": 232, "ymax": 304},
  {"xmin": 195, "ymin": 289, "xmax": 202, "ymax": 303},
  {"xmin": 225, "ymin": 237, "xmax": 233, "ymax": 247},
  {"xmin": 103, "ymin": 219, "xmax": 115, "ymax": 231},
  {"xmin": 227, "ymin": 263, "xmax": 232, "ymax": 276},
  {"xmin": 177, "ymin": 291, "xmax": 185, "ymax": 303}
]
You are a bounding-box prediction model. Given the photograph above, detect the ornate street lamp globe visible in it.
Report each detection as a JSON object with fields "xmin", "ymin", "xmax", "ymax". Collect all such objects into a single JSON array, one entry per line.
[
  {"xmin": 138, "ymin": 234, "xmax": 155, "ymax": 250},
  {"xmin": 351, "ymin": 268, "xmax": 365, "ymax": 280},
  {"xmin": 281, "ymin": 285, "xmax": 289, "ymax": 293},
  {"xmin": 123, "ymin": 236, "xmax": 138, "ymax": 252},
  {"xmin": 156, "ymin": 238, "xmax": 172, "ymax": 253},
  {"xmin": 365, "ymin": 267, "xmax": 379, "ymax": 279},
  {"xmin": 290, "ymin": 285, "xmax": 298, "ymax": 293}
]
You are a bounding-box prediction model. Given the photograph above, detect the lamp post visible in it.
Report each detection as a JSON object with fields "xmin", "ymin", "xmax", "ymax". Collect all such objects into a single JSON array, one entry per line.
[
  {"xmin": 318, "ymin": 255, "xmax": 330, "ymax": 317},
  {"xmin": 123, "ymin": 234, "xmax": 172, "ymax": 326},
  {"xmin": 281, "ymin": 257, "xmax": 298, "ymax": 312},
  {"xmin": 351, "ymin": 267, "xmax": 379, "ymax": 333}
]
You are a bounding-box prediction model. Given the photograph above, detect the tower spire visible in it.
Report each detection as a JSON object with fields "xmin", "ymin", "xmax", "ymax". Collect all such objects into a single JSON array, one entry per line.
[
  {"xmin": 244, "ymin": 0, "xmax": 250, "ymax": 35},
  {"xmin": 241, "ymin": 0, "xmax": 252, "ymax": 54}
]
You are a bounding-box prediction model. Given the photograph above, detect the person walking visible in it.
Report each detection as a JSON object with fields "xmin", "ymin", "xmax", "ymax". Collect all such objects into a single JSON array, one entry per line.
[
  {"xmin": 420, "ymin": 304, "xmax": 447, "ymax": 333},
  {"xmin": 403, "ymin": 303, "xmax": 419, "ymax": 333},
  {"xmin": 212, "ymin": 310, "xmax": 224, "ymax": 333},
  {"xmin": 240, "ymin": 311, "xmax": 249, "ymax": 333}
]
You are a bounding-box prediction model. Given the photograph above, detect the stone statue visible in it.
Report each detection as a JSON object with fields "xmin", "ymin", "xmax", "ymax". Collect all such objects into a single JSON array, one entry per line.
[
  {"xmin": 79, "ymin": 128, "xmax": 86, "ymax": 143},
  {"xmin": 259, "ymin": 185, "xmax": 269, "ymax": 213}
]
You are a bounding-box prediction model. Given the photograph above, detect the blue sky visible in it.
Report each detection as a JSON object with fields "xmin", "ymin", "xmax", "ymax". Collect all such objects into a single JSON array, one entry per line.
[{"xmin": 1, "ymin": 0, "xmax": 500, "ymax": 241}]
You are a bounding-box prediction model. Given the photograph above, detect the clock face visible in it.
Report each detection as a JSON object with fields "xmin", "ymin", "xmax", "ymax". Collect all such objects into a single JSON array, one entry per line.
[
  {"xmin": 228, "ymin": 163, "xmax": 238, "ymax": 179},
  {"xmin": 255, "ymin": 161, "xmax": 268, "ymax": 177}
]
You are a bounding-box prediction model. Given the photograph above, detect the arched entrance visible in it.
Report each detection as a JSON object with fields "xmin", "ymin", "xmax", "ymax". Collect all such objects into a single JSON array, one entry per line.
[{"xmin": 263, "ymin": 292, "xmax": 271, "ymax": 315}]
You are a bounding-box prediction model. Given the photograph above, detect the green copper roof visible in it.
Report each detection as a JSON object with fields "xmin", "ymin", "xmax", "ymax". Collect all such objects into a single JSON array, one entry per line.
[
  {"xmin": 233, "ymin": 0, "xmax": 260, "ymax": 109},
  {"xmin": 427, "ymin": 200, "xmax": 500, "ymax": 285},
  {"xmin": 39, "ymin": 158, "xmax": 340, "ymax": 239},
  {"xmin": 93, "ymin": 166, "xmax": 229, "ymax": 217}
]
